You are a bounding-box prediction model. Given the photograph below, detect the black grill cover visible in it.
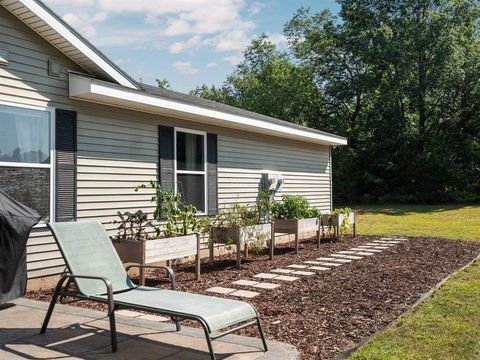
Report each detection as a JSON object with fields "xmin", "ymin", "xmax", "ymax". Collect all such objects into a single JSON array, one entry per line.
[{"xmin": 0, "ymin": 190, "xmax": 41, "ymax": 304}]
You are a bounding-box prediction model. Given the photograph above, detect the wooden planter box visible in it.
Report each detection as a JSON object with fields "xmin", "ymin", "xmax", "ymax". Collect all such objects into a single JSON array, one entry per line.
[
  {"xmin": 273, "ymin": 217, "xmax": 321, "ymax": 253},
  {"xmin": 321, "ymin": 212, "xmax": 356, "ymax": 238},
  {"xmin": 113, "ymin": 233, "xmax": 200, "ymax": 284},
  {"xmin": 209, "ymin": 223, "xmax": 274, "ymax": 269}
]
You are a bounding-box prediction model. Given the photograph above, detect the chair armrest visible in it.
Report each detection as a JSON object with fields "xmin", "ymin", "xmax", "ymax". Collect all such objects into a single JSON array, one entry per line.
[
  {"xmin": 59, "ymin": 274, "xmax": 115, "ymax": 314},
  {"xmin": 125, "ymin": 264, "xmax": 176, "ymax": 290}
]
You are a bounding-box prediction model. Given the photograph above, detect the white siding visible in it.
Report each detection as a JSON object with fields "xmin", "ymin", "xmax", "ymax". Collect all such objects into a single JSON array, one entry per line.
[{"xmin": 0, "ymin": 5, "xmax": 332, "ymax": 282}]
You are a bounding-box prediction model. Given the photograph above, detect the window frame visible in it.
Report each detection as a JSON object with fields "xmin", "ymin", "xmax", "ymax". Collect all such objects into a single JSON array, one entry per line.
[
  {"xmin": 0, "ymin": 100, "xmax": 56, "ymax": 223},
  {"xmin": 173, "ymin": 127, "xmax": 207, "ymax": 215}
]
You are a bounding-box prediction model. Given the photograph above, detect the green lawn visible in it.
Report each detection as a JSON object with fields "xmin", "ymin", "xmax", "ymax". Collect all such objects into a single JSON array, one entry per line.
[
  {"xmin": 355, "ymin": 204, "xmax": 480, "ymax": 241},
  {"xmin": 349, "ymin": 204, "xmax": 480, "ymax": 360}
]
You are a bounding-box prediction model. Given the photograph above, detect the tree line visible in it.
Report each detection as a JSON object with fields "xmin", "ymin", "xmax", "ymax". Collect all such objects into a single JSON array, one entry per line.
[{"xmin": 187, "ymin": 0, "xmax": 480, "ymax": 204}]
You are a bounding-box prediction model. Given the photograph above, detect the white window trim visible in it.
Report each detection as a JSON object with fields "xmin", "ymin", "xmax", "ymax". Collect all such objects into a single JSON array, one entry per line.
[
  {"xmin": 174, "ymin": 127, "xmax": 207, "ymax": 215},
  {"xmin": 0, "ymin": 100, "xmax": 55, "ymax": 224}
]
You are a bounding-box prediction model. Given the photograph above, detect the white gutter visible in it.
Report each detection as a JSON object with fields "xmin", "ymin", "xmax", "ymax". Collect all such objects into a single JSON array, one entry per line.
[
  {"xmin": 69, "ymin": 74, "xmax": 348, "ymax": 146},
  {"xmin": 17, "ymin": 0, "xmax": 138, "ymax": 89}
]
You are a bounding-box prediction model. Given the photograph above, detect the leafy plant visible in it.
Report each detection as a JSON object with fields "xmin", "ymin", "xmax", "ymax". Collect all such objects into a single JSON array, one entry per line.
[
  {"xmin": 256, "ymin": 190, "xmax": 276, "ymax": 222},
  {"xmin": 135, "ymin": 181, "xmax": 209, "ymax": 238},
  {"xmin": 112, "ymin": 210, "xmax": 153, "ymax": 242},
  {"xmin": 272, "ymin": 195, "xmax": 320, "ymax": 220}
]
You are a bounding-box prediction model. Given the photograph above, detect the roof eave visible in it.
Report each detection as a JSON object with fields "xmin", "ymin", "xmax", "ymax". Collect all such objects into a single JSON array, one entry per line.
[{"xmin": 69, "ymin": 74, "xmax": 348, "ymax": 146}]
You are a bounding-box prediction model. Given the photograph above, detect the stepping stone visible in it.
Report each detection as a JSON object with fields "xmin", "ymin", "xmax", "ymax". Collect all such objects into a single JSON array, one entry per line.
[
  {"xmin": 291, "ymin": 271, "xmax": 315, "ymax": 276},
  {"xmin": 330, "ymin": 254, "xmax": 363, "ymax": 260},
  {"xmin": 317, "ymin": 257, "xmax": 352, "ymax": 263},
  {"xmin": 254, "ymin": 273, "xmax": 278, "ymax": 279},
  {"xmin": 356, "ymin": 251, "xmax": 375, "ymax": 256},
  {"xmin": 380, "ymin": 237, "xmax": 393, "ymax": 240},
  {"xmin": 232, "ymin": 280, "xmax": 259, "ymax": 286},
  {"xmin": 287, "ymin": 264, "xmax": 309, "ymax": 269},
  {"xmin": 337, "ymin": 251, "xmax": 358, "ymax": 255},
  {"xmin": 394, "ymin": 238, "xmax": 408, "ymax": 241},
  {"xmin": 138, "ymin": 314, "xmax": 169, "ymax": 322},
  {"xmin": 274, "ymin": 275, "xmax": 299, "ymax": 282},
  {"xmin": 304, "ymin": 261, "xmax": 323, "ymax": 265},
  {"xmin": 316, "ymin": 262, "xmax": 343, "ymax": 267},
  {"xmin": 309, "ymin": 266, "xmax": 330, "ymax": 271},
  {"xmin": 271, "ymin": 269, "xmax": 294, "ymax": 274},
  {"xmin": 362, "ymin": 245, "xmax": 390, "ymax": 249},
  {"xmin": 350, "ymin": 248, "xmax": 382, "ymax": 252},
  {"xmin": 253, "ymin": 282, "xmax": 281, "ymax": 290},
  {"xmin": 116, "ymin": 310, "xmax": 142, "ymax": 318},
  {"xmin": 366, "ymin": 244, "xmax": 391, "ymax": 248},
  {"xmin": 230, "ymin": 290, "xmax": 260, "ymax": 298},
  {"xmin": 206, "ymin": 287, "xmax": 236, "ymax": 294}
]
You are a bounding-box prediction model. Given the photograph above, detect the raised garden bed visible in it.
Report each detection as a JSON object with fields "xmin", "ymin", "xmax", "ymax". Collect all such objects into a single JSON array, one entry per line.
[
  {"xmin": 210, "ymin": 223, "xmax": 274, "ymax": 269},
  {"xmin": 273, "ymin": 217, "xmax": 321, "ymax": 253},
  {"xmin": 321, "ymin": 211, "xmax": 356, "ymax": 239},
  {"xmin": 113, "ymin": 234, "xmax": 200, "ymax": 283}
]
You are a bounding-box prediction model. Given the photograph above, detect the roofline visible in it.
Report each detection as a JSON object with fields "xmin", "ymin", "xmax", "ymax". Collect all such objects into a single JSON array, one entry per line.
[
  {"xmin": 70, "ymin": 74, "xmax": 348, "ymax": 146},
  {"xmin": 16, "ymin": 0, "xmax": 139, "ymax": 89}
]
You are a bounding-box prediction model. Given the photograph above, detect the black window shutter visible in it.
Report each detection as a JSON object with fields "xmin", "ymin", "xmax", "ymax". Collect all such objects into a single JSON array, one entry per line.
[
  {"xmin": 207, "ymin": 133, "xmax": 218, "ymax": 215},
  {"xmin": 55, "ymin": 109, "xmax": 77, "ymax": 222},
  {"xmin": 159, "ymin": 125, "xmax": 175, "ymax": 192}
]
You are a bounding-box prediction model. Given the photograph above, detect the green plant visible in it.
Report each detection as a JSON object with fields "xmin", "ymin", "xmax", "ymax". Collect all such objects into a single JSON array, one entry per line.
[
  {"xmin": 214, "ymin": 203, "xmax": 260, "ymax": 228},
  {"xmin": 272, "ymin": 195, "xmax": 320, "ymax": 220},
  {"xmin": 256, "ymin": 190, "xmax": 275, "ymax": 222},
  {"xmin": 112, "ymin": 210, "xmax": 153, "ymax": 242},
  {"xmin": 135, "ymin": 181, "xmax": 206, "ymax": 238}
]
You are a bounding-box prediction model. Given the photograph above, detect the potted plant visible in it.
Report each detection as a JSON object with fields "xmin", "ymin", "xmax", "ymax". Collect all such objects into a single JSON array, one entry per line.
[
  {"xmin": 321, "ymin": 207, "xmax": 356, "ymax": 239},
  {"xmin": 209, "ymin": 191, "xmax": 275, "ymax": 269},
  {"xmin": 111, "ymin": 181, "xmax": 208, "ymax": 283},
  {"xmin": 272, "ymin": 195, "xmax": 322, "ymax": 253}
]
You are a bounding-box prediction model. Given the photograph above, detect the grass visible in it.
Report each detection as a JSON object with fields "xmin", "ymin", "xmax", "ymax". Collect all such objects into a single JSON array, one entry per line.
[
  {"xmin": 354, "ymin": 204, "xmax": 480, "ymax": 241},
  {"xmin": 349, "ymin": 204, "xmax": 480, "ymax": 359}
]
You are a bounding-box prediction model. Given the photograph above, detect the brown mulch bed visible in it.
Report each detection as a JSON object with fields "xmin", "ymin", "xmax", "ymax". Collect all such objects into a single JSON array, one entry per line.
[{"xmin": 26, "ymin": 235, "xmax": 480, "ymax": 359}]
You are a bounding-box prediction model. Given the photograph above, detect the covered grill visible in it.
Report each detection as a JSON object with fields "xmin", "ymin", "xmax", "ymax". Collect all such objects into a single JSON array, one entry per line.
[{"xmin": 0, "ymin": 190, "xmax": 41, "ymax": 304}]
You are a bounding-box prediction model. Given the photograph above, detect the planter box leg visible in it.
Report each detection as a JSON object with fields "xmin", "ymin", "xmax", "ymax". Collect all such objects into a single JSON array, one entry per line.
[
  {"xmin": 244, "ymin": 243, "xmax": 249, "ymax": 258},
  {"xmin": 353, "ymin": 223, "xmax": 356, "ymax": 238},
  {"xmin": 269, "ymin": 222, "xmax": 275, "ymax": 260},
  {"xmin": 139, "ymin": 267, "xmax": 145, "ymax": 286},
  {"xmin": 294, "ymin": 221, "xmax": 299, "ymax": 254},
  {"xmin": 317, "ymin": 218, "xmax": 321, "ymax": 249},
  {"xmin": 236, "ymin": 239, "xmax": 241, "ymax": 270},
  {"xmin": 209, "ymin": 229, "xmax": 214, "ymax": 266},
  {"xmin": 196, "ymin": 234, "xmax": 201, "ymax": 280}
]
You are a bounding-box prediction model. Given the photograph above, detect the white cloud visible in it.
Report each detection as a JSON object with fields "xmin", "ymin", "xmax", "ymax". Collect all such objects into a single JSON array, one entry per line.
[
  {"xmin": 223, "ymin": 54, "xmax": 243, "ymax": 65},
  {"xmin": 62, "ymin": 11, "xmax": 107, "ymax": 37},
  {"xmin": 248, "ymin": 2, "xmax": 264, "ymax": 15},
  {"xmin": 267, "ymin": 32, "xmax": 287, "ymax": 47},
  {"xmin": 173, "ymin": 61, "xmax": 198, "ymax": 75},
  {"xmin": 168, "ymin": 35, "xmax": 203, "ymax": 54},
  {"xmin": 114, "ymin": 58, "xmax": 132, "ymax": 65},
  {"xmin": 206, "ymin": 62, "xmax": 218, "ymax": 68}
]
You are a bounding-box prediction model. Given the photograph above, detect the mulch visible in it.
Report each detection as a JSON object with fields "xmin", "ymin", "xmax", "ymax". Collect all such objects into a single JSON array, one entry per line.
[{"xmin": 26, "ymin": 235, "xmax": 480, "ymax": 359}]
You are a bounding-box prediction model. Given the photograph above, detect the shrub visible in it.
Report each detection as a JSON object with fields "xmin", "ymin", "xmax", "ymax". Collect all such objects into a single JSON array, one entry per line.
[{"xmin": 272, "ymin": 195, "xmax": 320, "ymax": 220}]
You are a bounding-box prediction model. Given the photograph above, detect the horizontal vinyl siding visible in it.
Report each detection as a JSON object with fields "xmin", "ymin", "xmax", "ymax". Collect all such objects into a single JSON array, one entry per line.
[
  {"xmin": 76, "ymin": 115, "xmax": 158, "ymax": 231},
  {"xmin": 218, "ymin": 135, "xmax": 332, "ymax": 212},
  {"xmin": 0, "ymin": 6, "xmax": 82, "ymax": 278}
]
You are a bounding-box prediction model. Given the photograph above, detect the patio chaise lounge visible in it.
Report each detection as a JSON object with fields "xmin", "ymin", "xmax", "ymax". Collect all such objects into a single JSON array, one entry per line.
[{"xmin": 40, "ymin": 221, "xmax": 268, "ymax": 360}]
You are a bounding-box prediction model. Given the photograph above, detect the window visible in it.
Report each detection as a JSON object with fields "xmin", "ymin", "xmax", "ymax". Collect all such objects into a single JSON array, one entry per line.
[
  {"xmin": 0, "ymin": 102, "xmax": 54, "ymax": 222},
  {"xmin": 175, "ymin": 128, "xmax": 206, "ymax": 213}
]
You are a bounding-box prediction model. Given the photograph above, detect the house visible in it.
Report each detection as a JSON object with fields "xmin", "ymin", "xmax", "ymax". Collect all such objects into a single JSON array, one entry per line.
[{"xmin": 0, "ymin": 0, "xmax": 347, "ymax": 288}]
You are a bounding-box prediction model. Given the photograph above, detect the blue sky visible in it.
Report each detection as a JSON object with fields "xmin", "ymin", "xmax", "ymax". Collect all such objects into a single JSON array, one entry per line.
[{"xmin": 44, "ymin": 0, "xmax": 340, "ymax": 92}]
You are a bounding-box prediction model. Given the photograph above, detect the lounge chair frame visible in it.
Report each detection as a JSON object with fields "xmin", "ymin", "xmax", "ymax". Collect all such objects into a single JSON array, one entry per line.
[{"xmin": 40, "ymin": 227, "xmax": 268, "ymax": 360}]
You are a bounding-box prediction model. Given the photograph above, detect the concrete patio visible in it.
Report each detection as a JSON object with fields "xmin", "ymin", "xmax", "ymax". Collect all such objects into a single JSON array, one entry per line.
[{"xmin": 0, "ymin": 298, "xmax": 298, "ymax": 360}]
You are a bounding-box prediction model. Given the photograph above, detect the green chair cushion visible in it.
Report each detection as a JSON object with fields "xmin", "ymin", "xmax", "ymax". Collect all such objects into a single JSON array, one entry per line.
[
  {"xmin": 48, "ymin": 222, "xmax": 135, "ymax": 296},
  {"xmin": 94, "ymin": 287, "xmax": 257, "ymax": 332}
]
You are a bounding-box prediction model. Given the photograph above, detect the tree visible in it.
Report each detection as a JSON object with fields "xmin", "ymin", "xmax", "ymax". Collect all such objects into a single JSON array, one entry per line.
[
  {"xmin": 155, "ymin": 78, "xmax": 170, "ymax": 89},
  {"xmin": 190, "ymin": 1, "xmax": 480, "ymax": 203},
  {"xmin": 191, "ymin": 35, "xmax": 325, "ymax": 128}
]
